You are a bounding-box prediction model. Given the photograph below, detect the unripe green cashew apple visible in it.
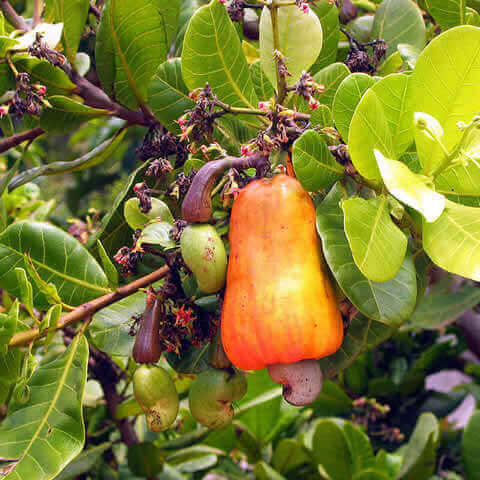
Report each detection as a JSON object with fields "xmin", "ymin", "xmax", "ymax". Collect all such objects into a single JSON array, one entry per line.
[
  {"xmin": 133, "ymin": 365, "xmax": 179, "ymax": 432},
  {"xmin": 180, "ymin": 224, "xmax": 227, "ymax": 293},
  {"xmin": 188, "ymin": 368, "xmax": 247, "ymax": 429}
]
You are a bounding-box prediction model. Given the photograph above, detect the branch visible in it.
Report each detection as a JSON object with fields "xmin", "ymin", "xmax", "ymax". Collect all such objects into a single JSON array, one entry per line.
[
  {"xmin": 0, "ymin": 0, "xmax": 29, "ymax": 31},
  {"xmin": 0, "ymin": 127, "xmax": 45, "ymax": 154},
  {"xmin": 9, "ymin": 264, "xmax": 170, "ymax": 347}
]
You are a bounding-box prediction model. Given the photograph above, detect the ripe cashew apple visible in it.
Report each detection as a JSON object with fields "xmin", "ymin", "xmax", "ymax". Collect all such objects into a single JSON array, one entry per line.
[
  {"xmin": 180, "ymin": 224, "xmax": 227, "ymax": 294},
  {"xmin": 133, "ymin": 365, "xmax": 179, "ymax": 432},
  {"xmin": 221, "ymin": 174, "xmax": 343, "ymax": 405},
  {"xmin": 188, "ymin": 368, "xmax": 247, "ymax": 429}
]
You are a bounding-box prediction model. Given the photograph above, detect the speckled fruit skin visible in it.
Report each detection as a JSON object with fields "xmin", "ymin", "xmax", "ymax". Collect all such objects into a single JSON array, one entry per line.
[
  {"xmin": 188, "ymin": 368, "xmax": 247, "ymax": 429},
  {"xmin": 221, "ymin": 174, "xmax": 344, "ymax": 370},
  {"xmin": 133, "ymin": 365, "xmax": 179, "ymax": 432},
  {"xmin": 180, "ymin": 224, "xmax": 227, "ymax": 294}
]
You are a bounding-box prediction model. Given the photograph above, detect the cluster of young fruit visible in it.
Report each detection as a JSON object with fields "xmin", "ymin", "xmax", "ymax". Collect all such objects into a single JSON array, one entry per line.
[{"xmin": 131, "ymin": 167, "xmax": 345, "ymax": 432}]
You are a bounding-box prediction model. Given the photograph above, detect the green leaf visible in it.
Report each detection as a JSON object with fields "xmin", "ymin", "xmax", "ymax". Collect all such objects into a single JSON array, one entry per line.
[
  {"xmin": 332, "ymin": 73, "xmax": 377, "ymax": 142},
  {"xmin": 9, "ymin": 129, "xmax": 128, "ymax": 191},
  {"xmin": 128, "ymin": 442, "xmax": 165, "ymax": 477},
  {"xmin": 310, "ymin": 380, "xmax": 353, "ymax": 415},
  {"xmin": 424, "ymin": 0, "xmax": 466, "ymax": 30},
  {"xmin": 342, "ymin": 196, "xmax": 407, "ymax": 282},
  {"xmin": 462, "ymin": 411, "xmax": 480, "ymax": 480},
  {"xmin": 374, "ymin": 150, "xmax": 446, "ymax": 222},
  {"xmin": 311, "ymin": 62, "xmax": 350, "ymax": 109},
  {"xmin": 343, "ymin": 423, "xmax": 375, "ymax": 474},
  {"xmin": 249, "ymin": 61, "xmax": 275, "ymax": 101},
  {"xmin": 370, "ymin": 74, "xmax": 413, "ymax": 157},
  {"xmin": 292, "ymin": 130, "xmax": 344, "ymax": 191},
  {"xmin": 165, "ymin": 342, "xmax": 210, "ymax": 374},
  {"xmin": 409, "ymin": 26, "xmax": 480, "ymax": 174},
  {"xmin": 147, "ymin": 57, "xmax": 194, "ymax": 134},
  {"xmin": 13, "ymin": 56, "xmax": 76, "ymax": 95},
  {"xmin": 174, "ymin": 0, "xmax": 200, "ymax": 56},
  {"xmin": 124, "ymin": 197, "xmax": 174, "ymax": 231},
  {"xmin": 89, "ymin": 291, "xmax": 146, "ymax": 356},
  {"xmin": 40, "ymin": 96, "xmax": 109, "ymax": 134},
  {"xmin": 182, "ymin": 1, "xmax": 258, "ymax": 112},
  {"xmin": 254, "ymin": 461, "xmax": 287, "ymax": 480},
  {"xmin": 435, "ymin": 126, "xmax": 480, "ymax": 198},
  {"xmin": 0, "ymin": 221, "xmax": 109, "ymax": 309},
  {"xmin": 166, "ymin": 445, "xmax": 223, "ymax": 472},
  {"xmin": 316, "ymin": 184, "xmax": 417, "ymax": 325},
  {"xmin": 44, "ymin": 0, "xmax": 89, "ymax": 63},
  {"xmin": 405, "ymin": 282, "xmax": 480, "ymax": 330},
  {"xmin": 375, "ymin": 450, "xmax": 403, "ymax": 479},
  {"xmin": 422, "ymin": 200, "xmax": 480, "ymax": 281},
  {"xmin": 271, "ymin": 439, "xmax": 310, "ymax": 475},
  {"xmin": 348, "ymin": 89, "xmax": 395, "ymax": 181},
  {"xmin": 260, "ymin": 4, "xmax": 323, "ymax": 87},
  {"xmin": 0, "ymin": 300, "xmax": 18, "ymax": 349},
  {"xmin": 0, "ymin": 335, "xmax": 88, "ymax": 480},
  {"xmin": 311, "ymin": 419, "xmax": 352, "ymax": 479},
  {"xmin": 310, "ymin": 104, "xmax": 333, "ymax": 128},
  {"xmin": 24, "ymin": 254, "xmax": 63, "ymax": 306},
  {"xmin": 14, "ymin": 267, "xmax": 35, "ymax": 318},
  {"xmin": 372, "ymin": 0, "xmax": 425, "ymax": 57},
  {"xmin": 137, "ymin": 221, "xmax": 176, "ymax": 251},
  {"xmin": 54, "ymin": 443, "xmax": 112, "ymax": 480},
  {"xmin": 352, "ymin": 470, "xmax": 391, "ymax": 480},
  {"xmin": 319, "ymin": 314, "xmax": 393, "ymax": 379},
  {"xmin": 311, "ymin": 1, "xmax": 340, "ymax": 73},
  {"xmin": 43, "ymin": 303, "xmax": 62, "ymax": 350},
  {"xmin": 398, "ymin": 413, "xmax": 439, "ymax": 479},
  {"xmin": 96, "ymin": 240, "xmax": 118, "ymax": 288},
  {"xmin": 87, "ymin": 162, "xmax": 148, "ymax": 257},
  {"xmin": 0, "ymin": 36, "xmax": 19, "ymax": 56},
  {"xmin": 96, "ymin": 0, "xmax": 180, "ymax": 109}
]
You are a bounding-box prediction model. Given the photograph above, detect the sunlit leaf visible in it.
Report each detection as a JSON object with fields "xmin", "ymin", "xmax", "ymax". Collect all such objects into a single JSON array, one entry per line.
[
  {"xmin": 348, "ymin": 89, "xmax": 395, "ymax": 181},
  {"xmin": 137, "ymin": 221, "xmax": 176, "ymax": 251},
  {"xmin": 249, "ymin": 61, "xmax": 275, "ymax": 101},
  {"xmin": 408, "ymin": 26, "xmax": 480, "ymax": 175},
  {"xmin": 0, "ymin": 335, "xmax": 88, "ymax": 480},
  {"xmin": 260, "ymin": 3, "xmax": 323, "ymax": 87},
  {"xmin": 292, "ymin": 130, "xmax": 343, "ymax": 191},
  {"xmin": 310, "ymin": 62, "xmax": 350, "ymax": 109},
  {"xmin": 375, "ymin": 149, "xmax": 446, "ymax": 222},
  {"xmin": 342, "ymin": 196, "xmax": 407, "ymax": 282},
  {"xmin": 332, "ymin": 72, "xmax": 377, "ymax": 142},
  {"xmin": 423, "ymin": 200, "xmax": 480, "ymax": 281}
]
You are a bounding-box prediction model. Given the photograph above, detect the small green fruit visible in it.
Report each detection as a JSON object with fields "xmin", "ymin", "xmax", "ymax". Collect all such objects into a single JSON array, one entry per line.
[
  {"xmin": 133, "ymin": 365, "xmax": 179, "ymax": 432},
  {"xmin": 180, "ymin": 225, "xmax": 227, "ymax": 294},
  {"xmin": 188, "ymin": 368, "xmax": 247, "ymax": 429},
  {"xmin": 124, "ymin": 197, "xmax": 174, "ymax": 230}
]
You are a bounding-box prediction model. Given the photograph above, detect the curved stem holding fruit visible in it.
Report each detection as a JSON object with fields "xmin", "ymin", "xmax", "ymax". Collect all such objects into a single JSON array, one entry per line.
[{"xmin": 267, "ymin": 359, "xmax": 323, "ymax": 406}]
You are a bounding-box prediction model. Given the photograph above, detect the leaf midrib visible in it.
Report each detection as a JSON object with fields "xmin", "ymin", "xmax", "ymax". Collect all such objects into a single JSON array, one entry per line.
[
  {"xmin": 14, "ymin": 335, "xmax": 81, "ymax": 473},
  {"xmin": 0, "ymin": 243, "xmax": 109, "ymax": 294}
]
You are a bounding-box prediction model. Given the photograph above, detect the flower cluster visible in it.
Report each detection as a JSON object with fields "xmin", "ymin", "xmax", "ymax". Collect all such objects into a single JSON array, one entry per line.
[
  {"xmin": 293, "ymin": 71, "xmax": 325, "ymax": 110},
  {"xmin": 178, "ymin": 83, "xmax": 218, "ymax": 148},
  {"xmin": 1, "ymin": 73, "xmax": 47, "ymax": 119},
  {"xmin": 28, "ymin": 34, "xmax": 66, "ymax": 67},
  {"xmin": 227, "ymin": 0, "xmax": 244, "ymax": 22},
  {"xmin": 133, "ymin": 182, "xmax": 153, "ymax": 213},
  {"xmin": 138, "ymin": 128, "xmax": 188, "ymax": 169}
]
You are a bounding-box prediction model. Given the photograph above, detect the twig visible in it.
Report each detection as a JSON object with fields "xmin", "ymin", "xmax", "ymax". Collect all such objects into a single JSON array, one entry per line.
[
  {"xmin": 0, "ymin": 0, "xmax": 29, "ymax": 31},
  {"xmin": 33, "ymin": 0, "xmax": 42, "ymax": 26},
  {"xmin": 0, "ymin": 127, "xmax": 45, "ymax": 154},
  {"xmin": 9, "ymin": 264, "xmax": 170, "ymax": 347}
]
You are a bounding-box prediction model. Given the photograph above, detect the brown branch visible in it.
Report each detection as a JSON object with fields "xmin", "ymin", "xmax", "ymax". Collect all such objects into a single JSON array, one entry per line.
[
  {"xmin": 0, "ymin": 0, "xmax": 29, "ymax": 31},
  {"xmin": 0, "ymin": 127, "xmax": 45, "ymax": 154},
  {"xmin": 9, "ymin": 264, "xmax": 170, "ymax": 347},
  {"xmin": 33, "ymin": 0, "xmax": 42, "ymax": 26}
]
